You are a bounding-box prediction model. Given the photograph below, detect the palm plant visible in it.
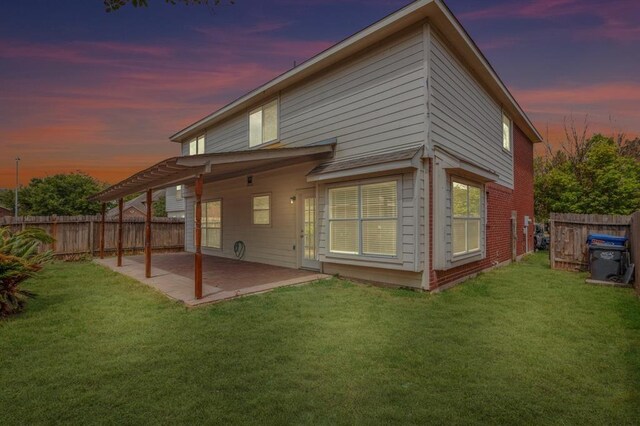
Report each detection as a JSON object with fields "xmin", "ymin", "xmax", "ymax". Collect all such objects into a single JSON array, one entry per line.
[{"xmin": 0, "ymin": 227, "xmax": 54, "ymax": 318}]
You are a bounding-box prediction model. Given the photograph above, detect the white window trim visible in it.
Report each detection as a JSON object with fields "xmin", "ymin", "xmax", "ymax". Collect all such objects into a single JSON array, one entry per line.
[
  {"xmin": 248, "ymin": 98, "xmax": 279, "ymax": 148},
  {"xmin": 186, "ymin": 134, "xmax": 206, "ymax": 156},
  {"xmin": 502, "ymin": 112, "xmax": 513, "ymax": 153},
  {"xmin": 325, "ymin": 175, "xmax": 402, "ymax": 262},
  {"xmin": 197, "ymin": 198, "xmax": 223, "ymax": 250},
  {"xmin": 252, "ymin": 193, "xmax": 272, "ymax": 227},
  {"xmin": 450, "ymin": 176, "xmax": 485, "ymax": 266}
]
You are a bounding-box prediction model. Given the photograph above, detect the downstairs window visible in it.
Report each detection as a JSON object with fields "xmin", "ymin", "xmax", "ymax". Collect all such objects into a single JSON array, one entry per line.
[
  {"xmin": 198, "ymin": 199, "xmax": 222, "ymax": 249},
  {"xmin": 328, "ymin": 180, "xmax": 398, "ymax": 257},
  {"xmin": 452, "ymin": 180, "xmax": 481, "ymax": 257}
]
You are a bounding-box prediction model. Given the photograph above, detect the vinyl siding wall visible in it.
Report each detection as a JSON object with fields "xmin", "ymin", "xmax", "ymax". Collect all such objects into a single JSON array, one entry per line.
[
  {"xmin": 190, "ymin": 25, "xmax": 425, "ymax": 163},
  {"xmin": 164, "ymin": 185, "xmax": 185, "ymax": 215},
  {"xmin": 183, "ymin": 163, "xmax": 315, "ymax": 269},
  {"xmin": 279, "ymin": 25, "xmax": 426, "ymax": 160},
  {"xmin": 428, "ymin": 30, "xmax": 513, "ymax": 188}
]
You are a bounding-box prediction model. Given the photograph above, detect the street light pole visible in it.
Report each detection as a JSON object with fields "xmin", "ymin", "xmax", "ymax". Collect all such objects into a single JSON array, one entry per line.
[{"xmin": 15, "ymin": 157, "xmax": 20, "ymax": 218}]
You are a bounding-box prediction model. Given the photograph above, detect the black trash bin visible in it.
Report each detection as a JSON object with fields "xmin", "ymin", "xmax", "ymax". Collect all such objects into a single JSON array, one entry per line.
[{"xmin": 589, "ymin": 244, "xmax": 626, "ymax": 281}]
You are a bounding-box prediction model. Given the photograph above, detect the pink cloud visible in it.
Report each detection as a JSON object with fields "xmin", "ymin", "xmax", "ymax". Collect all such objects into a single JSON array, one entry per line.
[
  {"xmin": 477, "ymin": 36, "xmax": 522, "ymax": 50},
  {"xmin": 0, "ymin": 22, "xmax": 336, "ymax": 186},
  {"xmin": 0, "ymin": 40, "xmax": 174, "ymax": 65},
  {"xmin": 513, "ymin": 82, "xmax": 640, "ymax": 106},
  {"xmin": 513, "ymin": 82, "xmax": 640, "ymax": 149},
  {"xmin": 459, "ymin": 0, "xmax": 640, "ymax": 42}
]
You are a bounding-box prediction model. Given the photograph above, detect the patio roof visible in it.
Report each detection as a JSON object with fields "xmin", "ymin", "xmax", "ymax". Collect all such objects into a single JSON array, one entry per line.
[{"xmin": 89, "ymin": 142, "xmax": 336, "ymax": 202}]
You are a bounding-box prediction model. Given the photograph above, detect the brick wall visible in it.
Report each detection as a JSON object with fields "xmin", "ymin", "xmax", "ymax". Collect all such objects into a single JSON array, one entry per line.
[
  {"xmin": 513, "ymin": 125, "xmax": 535, "ymax": 255},
  {"xmin": 428, "ymin": 124, "xmax": 535, "ymax": 290}
]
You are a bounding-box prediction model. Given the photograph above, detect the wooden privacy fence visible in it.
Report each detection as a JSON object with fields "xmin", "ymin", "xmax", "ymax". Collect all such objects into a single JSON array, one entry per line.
[
  {"xmin": 550, "ymin": 213, "xmax": 631, "ymax": 272},
  {"xmin": 629, "ymin": 212, "xmax": 640, "ymax": 294},
  {"xmin": 0, "ymin": 215, "xmax": 184, "ymax": 259}
]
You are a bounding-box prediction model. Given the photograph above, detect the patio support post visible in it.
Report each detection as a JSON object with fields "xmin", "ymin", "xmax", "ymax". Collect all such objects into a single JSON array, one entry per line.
[
  {"xmin": 117, "ymin": 198, "xmax": 123, "ymax": 267},
  {"xmin": 145, "ymin": 189, "xmax": 152, "ymax": 278},
  {"xmin": 99, "ymin": 203, "xmax": 105, "ymax": 259},
  {"xmin": 195, "ymin": 174, "xmax": 203, "ymax": 299}
]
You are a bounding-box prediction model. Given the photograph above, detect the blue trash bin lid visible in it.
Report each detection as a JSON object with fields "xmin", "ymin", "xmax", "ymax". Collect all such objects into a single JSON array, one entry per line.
[{"xmin": 586, "ymin": 233, "xmax": 628, "ymax": 246}]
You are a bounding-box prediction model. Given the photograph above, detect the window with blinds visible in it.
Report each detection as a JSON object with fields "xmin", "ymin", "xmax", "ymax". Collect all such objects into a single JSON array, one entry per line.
[
  {"xmin": 199, "ymin": 200, "xmax": 221, "ymax": 249},
  {"xmin": 252, "ymin": 194, "xmax": 271, "ymax": 225},
  {"xmin": 188, "ymin": 134, "xmax": 205, "ymax": 155},
  {"xmin": 328, "ymin": 180, "xmax": 398, "ymax": 257},
  {"xmin": 452, "ymin": 181, "xmax": 481, "ymax": 256},
  {"xmin": 249, "ymin": 99, "xmax": 278, "ymax": 147}
]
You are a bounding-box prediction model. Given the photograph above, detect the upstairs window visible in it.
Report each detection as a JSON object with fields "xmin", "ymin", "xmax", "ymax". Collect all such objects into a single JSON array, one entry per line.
[
  {"xmin": 252, "ymin": 194, "xmax": 271, "ymax": 226},
  {"xmin": 328, "ymin": 180, "xmax": 398, "ymax": 257},
  {"xmin": 188, "ymin": 134, "xmax": 206, "ymax": 155},
  {"xmin": 502, "ymin": 113, "xmax": 512, "ymax": 152},
  {"xmin": 452, "ymin": 181, "xmax": 481, "ymax": 257},
  {"xmin": 249, "ymin": 99, "xmax": 278, "ymax": 147},
  {"xmin": 175, "ymin": 185, "xmax": 183, "ymax": 201}
]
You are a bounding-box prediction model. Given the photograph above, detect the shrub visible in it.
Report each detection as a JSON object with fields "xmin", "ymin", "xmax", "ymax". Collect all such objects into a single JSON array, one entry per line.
[{"xmin": 0, "ymin": 227, "xmax": 54, "ymax": 318}]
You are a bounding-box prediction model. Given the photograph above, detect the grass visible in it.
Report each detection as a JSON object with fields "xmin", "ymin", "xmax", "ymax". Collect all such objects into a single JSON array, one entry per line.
[{"xmin": 1, "ymin": 253, "xmax": 640, "ymax": 424}]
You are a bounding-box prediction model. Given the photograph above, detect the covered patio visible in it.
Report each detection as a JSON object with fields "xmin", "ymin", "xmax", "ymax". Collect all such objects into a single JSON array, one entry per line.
[
  {"xmin": 95, "ymin": 252, "xmax": 328, "ymax": 306},
  {"xmin": 89, "ymin": 142, "xmax": 335, "ymax": 303}
]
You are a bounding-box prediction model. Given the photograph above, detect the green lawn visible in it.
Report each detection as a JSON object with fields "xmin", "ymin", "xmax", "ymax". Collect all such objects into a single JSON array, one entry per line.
[{"xmin": 1, "ymin": 254, "xmax": 640, "ymax": 424}]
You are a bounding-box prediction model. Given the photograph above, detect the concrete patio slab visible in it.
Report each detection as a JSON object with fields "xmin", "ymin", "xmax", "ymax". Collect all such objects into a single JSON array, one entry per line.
[{"xmin": 94, "ymin": 253, "xmax": 329, "ymax": 306}]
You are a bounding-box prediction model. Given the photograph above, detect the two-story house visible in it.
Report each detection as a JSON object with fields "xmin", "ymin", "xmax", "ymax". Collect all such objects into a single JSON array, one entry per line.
[{"xmin": 92, "ymin": 0, "xmax": 541, "ymax": 296}]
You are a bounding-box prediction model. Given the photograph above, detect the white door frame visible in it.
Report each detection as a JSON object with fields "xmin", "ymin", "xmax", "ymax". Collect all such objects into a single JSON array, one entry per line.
[{"xmin": 296, "ymin": 188, "xmax": 320, "ymax": 271}]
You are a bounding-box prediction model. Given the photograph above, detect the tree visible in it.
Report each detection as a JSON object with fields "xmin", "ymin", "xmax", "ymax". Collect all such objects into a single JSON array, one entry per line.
[
  {"xmin": 534, "ymin": 129, "xmax": 640, "ymax": 220},
  {"xmin": 153, "ymin": 195, "xmax": 167, "ymax": 217},
  {"xmin": 0, "ymin": 189, "xmax": 14, "ymax": 212},
  {"xmin": 13, "ymin": 173, "xmax": 111, "ymax": 216},
  {"xmin": 620, "ymin": 137, "xmax": 640, "ymax": 161},
  {"xmin": 104, "ymin": 0, "xmax": 233, "ymax": 12}
]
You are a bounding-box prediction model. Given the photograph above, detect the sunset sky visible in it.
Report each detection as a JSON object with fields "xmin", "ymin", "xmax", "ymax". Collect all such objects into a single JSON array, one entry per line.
[{"xmin": 1, "ymin": 0, "xmax": 639, "ymax": 188}]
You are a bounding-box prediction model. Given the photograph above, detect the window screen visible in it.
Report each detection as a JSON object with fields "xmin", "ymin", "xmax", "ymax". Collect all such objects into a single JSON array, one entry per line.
[{"xmin": 452, "ymin": 181, "xmax": 481, "ymax": 256}]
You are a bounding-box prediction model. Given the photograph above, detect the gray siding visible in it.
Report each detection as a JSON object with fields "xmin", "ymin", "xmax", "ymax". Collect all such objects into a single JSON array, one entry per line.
[
  {"xmin": 164, "ymin": 185, "xmax": 185, "ymax": 215},
  {"xmin": 194, "ymin": 25, "xmax": 425, "ymax": 162},
  {"xmin": 323, "ymin": 262, "xmax": 423, "ymax": 289},
  {"xmin": 184, "ymin": 163, "xmax": 315, "ymax": 269},
  {"xmin": 204, "ymin": 114, "xmax": 247, "ymax": 153},
  {"xmin": 429, "ymin": 30, "xmax": 514, "ymax": 188},
  {"xmin": 280, "ymin": 26, "xmax": 425, "ymax": 160}
]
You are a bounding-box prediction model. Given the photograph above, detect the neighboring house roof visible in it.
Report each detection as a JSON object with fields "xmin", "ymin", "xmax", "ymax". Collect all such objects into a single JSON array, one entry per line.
[
  {"xmin": 0, "ymin": 206, "xmax": 12, "ymax": 217},
  {"xmin": 170, "ymin": 0, "xmax": 542, "ymax": 145},
  {"xmin": 106, "ymin": 189, "xmax": 165, "ymax": 217}
]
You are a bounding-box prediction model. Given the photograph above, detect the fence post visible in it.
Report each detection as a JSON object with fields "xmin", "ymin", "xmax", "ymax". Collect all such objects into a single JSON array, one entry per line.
[
  {"xmin": 51, "ymin": 215, "xmax": 58, "ymax": 254},
  {"xmin": 117, "ymin": 199, "xmax": 123, "ymax": 267},
  {"xmin": 145, "ymin": 189, "xmax": 152, "ymax": 278},
  {"xmin": 89, "ymin": 217, "xmax": 94, "ymax": 256},
  {"xmin": 100, "ymin": 204, "xmax": 106, "ymax": 259}
]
